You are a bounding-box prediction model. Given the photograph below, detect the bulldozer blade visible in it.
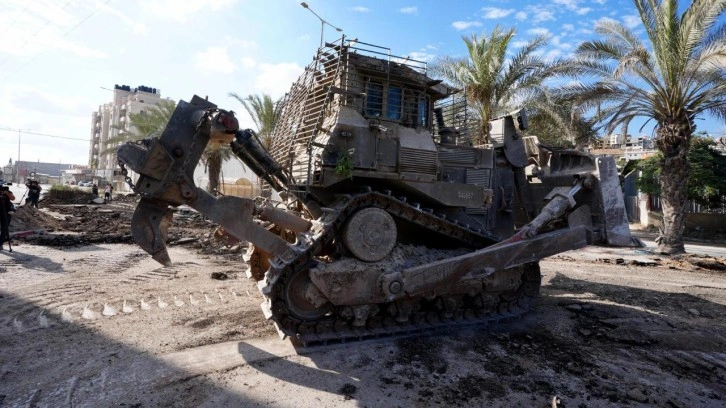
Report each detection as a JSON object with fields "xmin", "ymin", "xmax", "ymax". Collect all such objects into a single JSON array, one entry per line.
[{"xmin": 131, "ymin": 197, "xmax": 174, "ymax": 266}]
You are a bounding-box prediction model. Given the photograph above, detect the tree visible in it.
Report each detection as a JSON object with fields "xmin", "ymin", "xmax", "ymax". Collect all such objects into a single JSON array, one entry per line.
[
  {"xmin": 524, "ymin": 95, "xmax": 599, "ymax": 147},
  {"xmin": 200, "ymin": 145, "xmax": 235, "ymax": 195},
  {"xmin": 229, "ymin": 93, "xmax": 282, "ymax": 196},
  {"xmin": 429, "ymin": 26, "xmax": 555, "ymax": 144},
  {"xmin": 563, "ymin": 0, "xmax": 726, "ymax": 254},
  {"xmin": 107, "ymin": 98, "xmax": 235, "ymax": 194},
  {"xmin": 228, "ymin": 93, "xmax": 282, "ymax": 149},
  {"xmin": 104, "ymin": 99, "xmax": 177, "ymax": 153},
  {"xmin": 638, "ymin": 135, "xmax": 726, "ymax": 210}
]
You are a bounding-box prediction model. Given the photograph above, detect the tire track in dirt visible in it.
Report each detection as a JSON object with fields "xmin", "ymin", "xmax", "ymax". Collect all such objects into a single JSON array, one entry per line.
[
  {"xmin": 0, "ymin": 244, "xmax": 254, "ymax": 335},
  {"xmin": 0, "ymin": 285, "xmax": 252, "ymax": 336}
]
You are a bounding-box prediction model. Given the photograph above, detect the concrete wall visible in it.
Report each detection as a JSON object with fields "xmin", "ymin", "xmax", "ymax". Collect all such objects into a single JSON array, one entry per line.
[{"xmin": 646, "ymin": 211, "xmax": 726, "ymax": 233}]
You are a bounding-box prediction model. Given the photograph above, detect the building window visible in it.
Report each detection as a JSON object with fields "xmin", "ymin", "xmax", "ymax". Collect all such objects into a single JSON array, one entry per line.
[
  {"xmin": 365, "ymin": 81, "xmax": 383, "ymax": 117},
  {"xmin": 386, "ymin": 86, "xmax": 402, "ymax": 120},
  {"xmin": 417, "ymin": 96, "xmax": 429, "ymax": 127}
]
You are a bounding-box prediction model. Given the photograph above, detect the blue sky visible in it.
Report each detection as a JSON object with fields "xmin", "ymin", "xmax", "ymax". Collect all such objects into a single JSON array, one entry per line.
[{"xmin": 0, "ymin": 0, "xmax": 724, "ymax": 165}]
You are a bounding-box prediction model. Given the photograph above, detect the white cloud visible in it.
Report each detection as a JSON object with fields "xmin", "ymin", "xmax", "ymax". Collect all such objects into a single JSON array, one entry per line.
[
  {"xmin": 597, "ymin": 16, "xmax": 619, "ymax": 26},
  {"xmin": 0, "ymin": 84, "xmax": 94, "ymax": 164},
  {"xmin": 515, "ymin": 11, "xmax": 527, "ymax": 21},
  {"xmin": 553, "ymin": 0, "xmax": 578, "ymax": 8},
  {"xmin": 102, "ymin": 3, "xmax": 148, "ymax": 36},
  {"xmin": 54, "ymin": 41, "xmax": 109, "ymax": 59},
  {"xmin": 5, "ymin": 84, "xmax": 93, "ymax": 116},
  {"xmin": 452, "ymin": 21, "xmax": 482, "ymax": 31},
  {"xmin": 532, "ymin": 10, "xmax": 555, "ymax": 23},
  {"xmin": 195, "ymin": 46, "xmax": 237, "ymax": 74},
  {"xmin": 240, "ymin": 57, "xmax": 257, "ymax": 69},
  {"xmin": 550, "ymin": 36, "xmax": 572, "ymax": 50},
  {"xmin": 0, "ymin": 1, "xmax": 109, "ymax": 60},
  {"xmin": 406, "ymin": 51, "xmax": 435, "ymax": 62},
  {"xmin": 623, "ymin": 15, "xmax": 642, "ymax": 29},
  {"xmin": 399, "ymin": 6, "xmax": 418, "ymax": 15},
  {"xmin": 594, "ymin": 0, "xmax": 608, "ymax": 4},
  {"xmin": 352, "ymin": 6, "xmax": 370, "ymax": 13},
  {"xmin": 139, "ymin": 0, "xmax": 238, "ymax": 24},
  {"xmin": 544, "ymin": 49, "xmax": 563, "ymax": 61},
  {"xmin": 527, "ymin": 28, "xmax": 552, "ymax": 37},
  {"xmin": 552, "ymin": 0, "xmax": 591, "ymax": 15},
  {"xmin": 481, "ymin": 7, "xmax": 515, "ymax": 19},
  {"xmin": 254, "ymin": 63, "xmax": 304, "ymax": 97},
  {"xmin": 562, "ymin": 24, "xmax": 575, "ymax": 31},
  {"xmin": 228, "ymin": 38, "xmax": 257, "ymax": 49}
]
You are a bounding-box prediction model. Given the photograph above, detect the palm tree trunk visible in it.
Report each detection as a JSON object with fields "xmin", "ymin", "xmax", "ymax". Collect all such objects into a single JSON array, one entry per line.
[
  {"xmin": 208, "ymin": 151, "xmax": 222, "ymax": 194},
  {"xmin": 655, "ymin": 123, "xmax": 691, "ymax": 254}
]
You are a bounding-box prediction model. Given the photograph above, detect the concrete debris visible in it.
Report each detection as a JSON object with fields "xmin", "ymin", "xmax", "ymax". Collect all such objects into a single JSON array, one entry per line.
[
  {"xmin": 689, "ymin": 258, "xmax": 726, "ymax": 271},
  {"xmin": 6, "ymin": 189, "xmax": 243, "ymax": 260}
]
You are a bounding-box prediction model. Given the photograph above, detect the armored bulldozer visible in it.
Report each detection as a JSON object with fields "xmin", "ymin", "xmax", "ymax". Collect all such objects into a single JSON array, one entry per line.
[{"xmin": 117, "ymin": 37, "xmax": 634, "ymax": 345}]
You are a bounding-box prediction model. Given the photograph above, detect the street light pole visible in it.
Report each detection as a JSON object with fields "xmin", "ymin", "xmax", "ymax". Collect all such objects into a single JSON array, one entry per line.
[{"xmin": 300, "ymin": 2, "xmax": 343, "ymax": 49}]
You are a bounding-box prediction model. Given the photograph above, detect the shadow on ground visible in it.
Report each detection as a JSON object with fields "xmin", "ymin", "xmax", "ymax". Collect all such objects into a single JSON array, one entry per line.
[
  {"xmin": 229, "ymin": 274, "xmax": 726, "ymax": 407},
  {"xmin": 0, "ymin": 290, "xmax": 261, "ymax": 407}
]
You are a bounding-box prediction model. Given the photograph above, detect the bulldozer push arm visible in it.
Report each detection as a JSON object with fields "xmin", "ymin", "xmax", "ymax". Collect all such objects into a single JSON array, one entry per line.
[{"xmin": 118, "ymin": 95, "xmax": 633, "ymax": 343}]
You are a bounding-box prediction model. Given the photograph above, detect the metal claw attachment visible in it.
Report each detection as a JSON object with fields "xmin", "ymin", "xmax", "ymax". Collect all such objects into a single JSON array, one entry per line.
[{"xmin": 131, "ymin": 198, "xmax": 174, "ymax": 266}]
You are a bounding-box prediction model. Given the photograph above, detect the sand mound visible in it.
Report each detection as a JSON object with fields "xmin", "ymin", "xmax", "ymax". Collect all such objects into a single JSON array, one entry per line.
[{"xmin": 8, "ymin": 206, "xmax": 63, "ymax": 232}]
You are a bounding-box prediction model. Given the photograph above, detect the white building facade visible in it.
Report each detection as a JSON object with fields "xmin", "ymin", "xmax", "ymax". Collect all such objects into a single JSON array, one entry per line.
[{"xmin": 90, "ymin": 85, "xmax": 163, "ymax": 190}]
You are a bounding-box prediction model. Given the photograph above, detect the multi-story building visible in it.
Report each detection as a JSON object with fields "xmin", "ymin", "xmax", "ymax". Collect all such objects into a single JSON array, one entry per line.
[
  {"xmin": 607, "ymin": 133, "xmax": 628, "ymax": 147},
  {"xmin": 90, "ymin": 85, "xmax": 163, "ymax": 191}
]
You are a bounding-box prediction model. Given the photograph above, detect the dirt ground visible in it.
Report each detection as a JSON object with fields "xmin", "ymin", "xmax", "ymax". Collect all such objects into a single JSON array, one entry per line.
[{"xmin": 1, "ymin": 194, "xmax": 725, "ymax": 407}]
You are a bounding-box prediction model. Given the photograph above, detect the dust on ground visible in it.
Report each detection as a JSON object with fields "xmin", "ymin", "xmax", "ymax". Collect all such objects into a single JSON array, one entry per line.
[{"xmin": 0, "ymin": 189, "xmax": 725, "ymax": 407}]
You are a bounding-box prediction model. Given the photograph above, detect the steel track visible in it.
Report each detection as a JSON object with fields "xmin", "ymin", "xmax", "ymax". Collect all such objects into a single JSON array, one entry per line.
[{"xmin": 257, "ymin": 191, "xmax": 541, "ymax": 346}]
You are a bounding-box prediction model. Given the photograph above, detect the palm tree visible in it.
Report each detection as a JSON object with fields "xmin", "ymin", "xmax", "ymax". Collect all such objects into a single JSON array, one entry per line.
[
  {"xmin": 429, "ymin": 26, "xmax": 553, "ymax": 144},
  {"xmin": 107, "ymin": 98, "xmax": 234, "ymax": 194},
  {"xmin": 229, "ymin": 93, "xmax": 282, "ymax": 197},
  {"xmin": 563, "ymin": 0, "xmax": 726, "ymax": 254},
  {"xmin": 525, "ymin": 94, "xmax": 599, "ymax": 147},
  {"xmin": 104, "ymin": 99, "xmax": 177, "ymax": 154},
  {"xmin": 228, "ymin": 93, "xmax": 282, "ymax": 149},
  {"xmin": 200, "ymin": 145, "xmax": 235, "ymax": 195}
]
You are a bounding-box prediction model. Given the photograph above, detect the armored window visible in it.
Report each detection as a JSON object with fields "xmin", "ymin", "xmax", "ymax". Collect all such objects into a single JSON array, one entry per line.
[
  {"xmin": 417, "ymin": 96, "xmax": 429, "ymax": 127},
  {"xmin": 386, "ymin": 86, "xmax": 402, "ymax": 120},
  {"xmin": 365, "ymin": 81, "xmax": 383, "ymax": 116}
]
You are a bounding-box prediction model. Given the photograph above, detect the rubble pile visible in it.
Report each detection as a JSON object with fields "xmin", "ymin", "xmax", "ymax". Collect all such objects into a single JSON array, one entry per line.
[
  {"xmin": 8, "ymin": 206, "xmax": 62, "ymax": 232},
  {"xmin": 7, "ymin": 189, "xmax": 244, "ymax": 258},
  {"xmin": 59, "ymin": 206, "xmax": 132, "ymax": 234},
  {"xmin": 109, "ymin": 193, "xmax": 142, "ymax": 204},
  {"xmin": 42, "ymin": 189, "xmax": 97, "ymax": 205},
  {"xmin": 167, "ymin": 209, "xmax": 247, "ymax": 260}
]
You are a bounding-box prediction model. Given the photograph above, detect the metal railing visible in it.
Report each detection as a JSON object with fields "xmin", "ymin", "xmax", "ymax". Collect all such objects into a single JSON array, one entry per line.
[{"xmin": 267, "ymin": 36, "xmax": 434, "ymax": 192}]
